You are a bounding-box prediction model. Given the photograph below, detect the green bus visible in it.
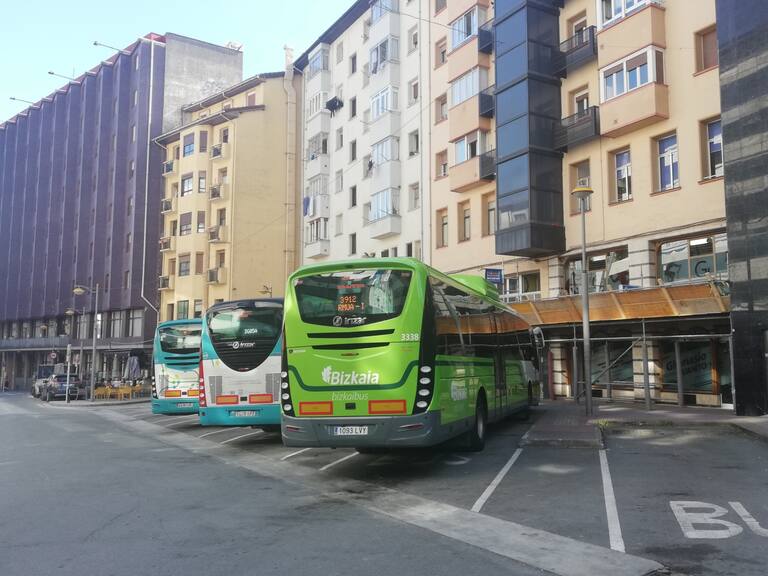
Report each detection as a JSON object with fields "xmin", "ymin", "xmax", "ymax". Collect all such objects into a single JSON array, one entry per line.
[{"xmin": 280, "ymin": 258, "xmax": 542, "ymax": 451}]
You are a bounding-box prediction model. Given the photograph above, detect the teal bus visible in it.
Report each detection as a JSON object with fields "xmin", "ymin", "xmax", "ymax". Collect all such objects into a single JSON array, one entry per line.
[
  {"xmin": 198, "ymin": 299, "xmax": 283, "ymax": 428},
  {"xmin": 152, "ymin": 319, "xmax": 203, "ymax": 414},
  {"xmin": 280, "ymin": 258, "xmax": 541, "ymax": 451}
]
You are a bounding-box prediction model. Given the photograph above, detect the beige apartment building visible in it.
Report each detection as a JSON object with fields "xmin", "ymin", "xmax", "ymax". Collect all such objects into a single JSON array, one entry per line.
[{"xmin": 156, "ymin": 66, "xmax": 301, "ymax": 321}]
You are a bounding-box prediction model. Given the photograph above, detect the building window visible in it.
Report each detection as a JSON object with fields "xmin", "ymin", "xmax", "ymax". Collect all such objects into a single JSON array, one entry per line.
[
  {"xmin": 221, "ymin": 128, "xmax": 229, "ymax": 144},
  {"xmin": 216, "ymin": 250, "xmax": 225, "ymax": 268},
  {"xmin": 349, "ymin": 96, "xmax": 357, "ymax": 119},
  {"xmin": 370, "ymin": 188, "xmax": 399, "ymax": 221},
  {"xmin": 123, "ymin": 270, "xmax": 130, "ymax": 290},
  {"xmin": 454, "ymin": 131, "xmax": 486, "ymax": 164},
  {"xmin": 408, "ymin": 26, "xmax": 419, "ymax": 53},
  {"xmin": 460, "ymin": 203, "xmax": 471, "ymax": 241},
  {"xmin": 336, "ymin": 127, "xmax": 344, "ymax": 151},
  {"xmin": 306, "ymin": 218, "xmax": 329, "ymax": 243},
  {"xmin": 307, "ymin": 132, "xmax": 328, "ymax": 159},
  {"xmin": 110, "ymin": 311, "xmax": 125, "ymax": 338},
  {"xmin": 436, "ymin": 150, "xmax": 448, "ymax": 178},
  {"xmin": 217, "ymin": 208, "xmax": 226, "ymax": 227},
  {"xmin": 435, "ymin": 38, "xmax": 447, "ymax": 68},
  {"xmin": 334, "ymin": 171, "xmax": 343, "ymax": 194},
  {"xmin": 437, "ymin": 210, "xmax": 448, "ymax": 248},
  {"xmin": 406, "ymin": 242, "xmax": 413, "ymax": 257},
  {"xmin": 363, "ymin": 155, "xmax": 373, "ymax": 179},
  {"xmin": 600, "ymin": 0, "xmax": 654, "ymax": 27},
  {"xmin": 613, "ymin": 150, "xmax": 632, "ymax": 202},
  {"xmin": 336, "ymin": 41, "xmax": 344, "ymax": 64},
  {"xmin": 381, "ymin": 249, "xmax": 390, "ymax": 258},
  {"xmin": 435, "ymin": 0, "xmax": 446, "ymax": 15},
  {"xmin": 370, "ymin": 87, "xmax": 398, "ymax": 120},
  {"xmin": 658, "ymin": 233, "xmax": 728, "ymax": 283},
  {"xmin": 131, "ymin": 124, "xmax": 136, "ymax": 143},
  {"xmin": 601, "ymin": 48, "xmax": 664, "ymax": 102},
  {"xmin": 450, "ymin": 67, "xmax": 488, "ymax": 107},
  {"xmin": 408, "ymin": 78, "xmax": 419, "ymax": 106},
  {"xmin": 307, "ymin": 48, "xmax": 329, "ymax": 79},
  {"xmin": 197, "ymin": 211, "xmax": 206, "ymax": 233},
  {"xmin": 179, "ymin": 254, "xmax": 191, "ymax": 277},
  {"xmin": 350, "ymin": 139, "xmax": 357, "ymax": 162},
  {"xmin": 371, "ymin": 136, "xmax": 399, "ymax": 166},
  {"xmin": 169, "ymin": 258, "xmax": 176, "ymax": 276},
  {"xmin": 451, "ymin": 7, "xmax": 485, "ymax": 50},
  {"xmin": 195, "ymin": 252, "xmax": 204, "ymax": 275},
  {"xmin": 349, "ymin": 233, "xmax": 357, "ymax": 255},
  {"xmin": 371, "ymin": 0, "xmax": 397, "ymax": 24},
  {"xmin": 132, "ymin": 90, "xmax": 138, "ymax": 108},
  {"xmin": 127, "ymin": 196, "xmax": 133, "ymax": 217},
  {"xmin": 370, "ymin": 36, "xmax": 399, "ymax": 74},
  {"xmin": 504, "ymin": 272, "xmax": 542, "ymax": 301},
  {"xmin": 198, "ymin": 171, "xmax": 207, "ymax": 194},
  {"xmin": 177, "ymin": 300, "xmax": 189, "ymax": 320},
  {"xmin": 181, "ymin": 174, "xmax": 193, "ymax": 197},
  {"xmin": 657, "ymin": 134, "xmax": 679, "ymax": 191},
  {"xmin": 128, "ymin": 309, "xmax": 143, "ymax": 337},
  {"xmin": 435, "ymin": 93, "xmax": 448, "ymax": 124},
  {"xmin": 183, "ymin": 133, "xmax": 194, "ymax": 156},
  {"xmin": 409, "ymin": 182, "xmax": 420, "ymax": 210},
  {"xmin": 180, "ymin": 212, "xmax": 192, "ymax": 236},
  {"xmin": 696, "ymin": 26, "xmax": 719, "ymax": 72},
  {"xmin": 246, "ymin": 91, "xmax": 257, "ymax": 106},
  {"xmin": 170, "ymin": 220, "xmax": 178, "ymax": 236},
  {"xmin": 350, "ymin": 185, "xmax": 357, "ymax": 208},
  {"xmin": 570, "ymin": 161, "xmax": 591, "ymax": 213},
  {"xmin": 199, "ymin": 131, "xmax": 208, "ymax": 153},
  {"xmin": 194, "ymin": 300, "xmax": 203, "ymax": 319},
  {"xmin": 128, "ymin": 160, "xmax": 135, "ymax": 179},
  {"xmin": 704, "ymin": 119, "xmax": 723, "ymax": 178},
  {"xmin": 408, "ymin": 130, "xmax": 420, "ymax": 156},
  {"xmin": 350, "ymin": 53, "xmax": 357, "ymax": 75},
  {"xmin": 483, "ymin": 194, "xmax": 496, "ymax": 236},
  {"xmin": 567, "ymin": 249, "xmax": 629, "ymax": 294}
]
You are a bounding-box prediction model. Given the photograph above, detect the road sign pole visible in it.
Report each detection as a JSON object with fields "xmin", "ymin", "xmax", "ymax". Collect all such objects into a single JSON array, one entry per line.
[{"xmin": 66, "ymin": 344, "xmax": 72, "ymax": 404}]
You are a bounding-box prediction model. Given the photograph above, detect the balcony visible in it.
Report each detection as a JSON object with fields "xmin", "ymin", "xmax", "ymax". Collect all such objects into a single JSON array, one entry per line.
[
  {"xmin": 303, "ymin": 193, "xmax": 330, "ymax": 220},
  {"xmin": 600, "ymin": 83, "xmax": 668, "ymax": 137},
  {"xmin": 160, "ymin": 197, "xmax": 176, "ymax": 213},
  {"xmin": 209, "ymin": 183, "xmax": 228, "ymax": 201},
  {"xmin": 448, "ymin": 37, "xmax": 491, "ymax": 83},
  {"xmin": 478, "ymin": 19, "xmax": 494, "ymax": 54},
  {"xmin": 597, "ymin": 2, "xmax": 666, "ymax": 69},
  {"xmin": 479, "ymin": 85, "xmax": 494, "ymax": 118},
  {"xmin": 368, "ymin": 111, "xmax": 400, "ymax": 147},
  {"xmin": 555, "ymin": 26, "xmax": 597, "ymax": 77},
  {"xmin": 161, "ymin": 161, "xmax": 176, "ymax": 177},
  {"xmin": 207, "ymin": 267, "xmax": 227, "ymax": 284},
  {"xmin": 159, "ymin": 275, "xmax": 174, "ymax": 290},
  {"xmin": 370, "ymin": 160, "xmax": 401, "ymax": 193},
  {"xmin": 450, "ymin": 150, "xmax": 495, "ymax": 193},
  {"xmin": 368, "ymin": 213, "xmax": 401, "ymax": 239},
  {"xmin": 210, "ymin": 143, "xmax": 229, "ymax": 161},
  {"xmin": 159, "ymin": 236, "xmax": 175, "ymax": 252},
  {"xmin": 368, "ymin": 59, "xmax": 399, "ymax": 94},
  {"xmin": 449, "ymin": 95, "xmax": 492, "ymax": 142},
  {"xmin": 208, "ymin": 225, "xmax": 229, "ymax": 243},
  {"xmin": 304, "ymin": 239, "xmax": 330, "ymax": 259},
  {"xmin": 554, "ymin": 107, "xmax": 600, "ymax": 151}
]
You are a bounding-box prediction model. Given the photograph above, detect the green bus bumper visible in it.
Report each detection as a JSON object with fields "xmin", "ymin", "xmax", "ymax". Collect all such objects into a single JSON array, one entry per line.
[{"xmin": 281, "ymin": 411, "xmax": 458, "ymax": 448}]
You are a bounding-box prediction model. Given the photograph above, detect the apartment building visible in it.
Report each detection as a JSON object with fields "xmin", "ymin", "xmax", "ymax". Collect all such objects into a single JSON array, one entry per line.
[
  {"xmin": 296, "ymin": 0, "xmax": 431, "ymax": 263},
  {"xmin": 155, "ymin": 64, "xmax": 301, "ymax": 322},
  {"xmin": 0, "ymin": 33, "xmax": 242, "ymax": 388}
]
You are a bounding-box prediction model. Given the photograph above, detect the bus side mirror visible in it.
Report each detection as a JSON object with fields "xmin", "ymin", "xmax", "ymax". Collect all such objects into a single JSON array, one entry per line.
[{"xmin": 532, "ymin": 327, "xmax": 545, "ymax": 351}]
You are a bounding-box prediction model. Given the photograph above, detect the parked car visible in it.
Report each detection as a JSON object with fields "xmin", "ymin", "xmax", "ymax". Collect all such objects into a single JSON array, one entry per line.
[
  {"xmin": 41, "ymin": 374, "xmax": 82, "ymax": 401},
  {"xmin": 31, "ymin": 365, "xmax": 56, "ymax": 398}
]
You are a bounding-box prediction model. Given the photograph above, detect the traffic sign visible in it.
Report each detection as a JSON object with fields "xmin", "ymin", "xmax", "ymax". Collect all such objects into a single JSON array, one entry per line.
[
  {"xmin": 49, "ymin": 352, "xmax": 57, "ymax": 361},
  {"xmin": 484, "ymin": 268, "xmax": 503, "ymax": 285}
]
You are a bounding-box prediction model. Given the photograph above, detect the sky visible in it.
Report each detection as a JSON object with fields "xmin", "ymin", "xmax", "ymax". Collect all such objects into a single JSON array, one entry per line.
[{"xmin": 0, "ymin": 0, "xmax": 356, "ymax": 121}]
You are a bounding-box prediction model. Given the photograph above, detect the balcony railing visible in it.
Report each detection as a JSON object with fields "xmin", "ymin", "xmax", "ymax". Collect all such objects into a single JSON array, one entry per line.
[
  {"xmin": 158, "ymin": 236, "xmax": 174, "ymax": 252},
  {"xmin": 480, "ymin": 149, "xmax": 496, "ymax": 180},
  {"xmin": 160, "ymin": 198, "xmax": 175, "ymax": 213},
  {"xmin": 208, "ymin": 225, "xmax": 228, "ymax": 243},
  {"xmin": 210, "ymin": 143, "xmax": 227, "ymax": 160},
  {"xmin": 478, "ymin": 19, "xmax": 494, "ymax": 54},
  {"xmin": 479, "ymin": 85, "xmax": 495, "ymax": 118},
  {"xmin": 207, "ymin": 267, "xmax": 226, "ymax": 284},
  {"xmin": 159, "ymin": 276, "xmax": 174, "ymax": 290},
  {"xmin": 161, "ymin": 161, "xmax": 175, "ymax": 176},
  {"xmin": 554, "ymin": 106, "xmax": 600, "ymax": 151},
  {"xmin": 209, "ymin": 183, "xmax": 226, "ymax": 200},
  {"xmin": 554, "ymin": 26, "xmax": 597, "ymax": 77}
]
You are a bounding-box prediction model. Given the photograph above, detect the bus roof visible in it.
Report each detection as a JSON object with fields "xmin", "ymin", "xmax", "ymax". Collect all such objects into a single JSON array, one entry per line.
[
  {"xmin": 205, "ymin": 298, "xmax": 284, "ymax": 313},
  {"xmin": 157, "ymin": 319, "xmax": 203, "ymax": 329}
]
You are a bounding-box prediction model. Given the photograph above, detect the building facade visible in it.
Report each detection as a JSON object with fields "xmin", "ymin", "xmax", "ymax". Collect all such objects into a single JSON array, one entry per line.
[
  {"xmin": 155, "ymin": 65, "xmax": 302, "ymax": 321},
  {"xmin": 296, "ymin": 0, "xmax": 431, "ymax": 264},
  {"xmin": 0, "ymin": 33, "xmax": 242, "ymax": 389}
]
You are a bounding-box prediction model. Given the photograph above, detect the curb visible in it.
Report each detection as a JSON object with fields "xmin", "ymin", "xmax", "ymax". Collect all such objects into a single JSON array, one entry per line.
[{"xmin": 43, "ymin": 398, "xmax": 151, "ymax": 408}]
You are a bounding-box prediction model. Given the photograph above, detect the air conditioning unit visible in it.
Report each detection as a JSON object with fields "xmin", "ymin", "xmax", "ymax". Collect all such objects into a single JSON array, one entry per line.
[{"xmin": 577, "ymin": 177, "xmax": 590, "ymax": 187}]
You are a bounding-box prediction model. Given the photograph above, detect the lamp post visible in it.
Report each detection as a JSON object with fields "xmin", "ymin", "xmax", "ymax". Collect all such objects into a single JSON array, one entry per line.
[
  {"xmin": 73, "ymin": 284, "xmax": 100, "ymax": 402},
  {"xmin": 571, "ymin": 187, "xmax": 594, "ymax": 418},
  {"xmin": 65, "ymin": 307, "xmax": 86, "ymax": 403}
]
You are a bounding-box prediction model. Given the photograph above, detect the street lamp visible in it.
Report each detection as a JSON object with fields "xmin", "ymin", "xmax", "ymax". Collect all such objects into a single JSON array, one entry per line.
[
  {"xmin": 572, "ymin": 186, "xmax": 594, "ymax": 418},
  {"xmin": 73, "ymin": 284, "xmax": 100, "ymax": 402},
  {"xmin": 48, "ymin": 70, "xmax": 76, "ymax": 81},
  {"xmin": 65, "ymin": 307, "xmax": 86, "ymax": 402},
  {"xmin": 9, "ymin": 96, "xmax": 36, "ymax": 105}
]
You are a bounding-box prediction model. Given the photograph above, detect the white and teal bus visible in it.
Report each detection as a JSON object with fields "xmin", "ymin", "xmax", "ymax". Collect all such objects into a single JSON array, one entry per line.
[
  {"xmin": 198, "ymin": 299, "xmax": 283, "ymax": 428},
  {"xmin": 152, "ymin": 319, "xmax": 202, "ymax": 414}
]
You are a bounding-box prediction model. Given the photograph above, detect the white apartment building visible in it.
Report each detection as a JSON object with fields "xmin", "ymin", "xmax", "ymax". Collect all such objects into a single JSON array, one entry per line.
[{"xmin": 296, "ymin": 0, "xmax": 431, "ymax": 264}]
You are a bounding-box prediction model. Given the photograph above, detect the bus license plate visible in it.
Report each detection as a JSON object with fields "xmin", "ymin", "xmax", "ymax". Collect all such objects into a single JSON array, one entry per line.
[
  {"xmin": 333, "ymin": 426, "xmax": 369, "ymax": 436},
  {"xmin": 232, "ymin": 410, "xmax": 257, "ymax": 417},
  {"xmin": 176, "ymin": 402, "xmax": 194, "ymax": 408}
]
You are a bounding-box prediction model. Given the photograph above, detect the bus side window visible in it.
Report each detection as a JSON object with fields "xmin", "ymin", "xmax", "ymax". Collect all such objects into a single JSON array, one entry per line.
[{"xmin": 430, "ymin": 278, "xmax": 464, "ymax": 356}]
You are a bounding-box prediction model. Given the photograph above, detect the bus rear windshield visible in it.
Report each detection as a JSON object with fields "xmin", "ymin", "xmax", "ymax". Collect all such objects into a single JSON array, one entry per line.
[
  {"xmin": 159, "ymin": 325, "xmax": 202, "ymax": 355},
  {"xmin": 207, "ymin": 306, "xmax": 283, "ymax": 372},
  {"xmin": 294, "ymin": 269, "xmax": 411, "ymax": 327}
]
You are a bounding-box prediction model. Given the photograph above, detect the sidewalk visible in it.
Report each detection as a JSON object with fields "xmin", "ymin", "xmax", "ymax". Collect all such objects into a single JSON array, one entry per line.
[
  {"xmin": 44, "ymin": 397, "xmax": 150, "ymax": 408},
  {"xmin": 524, "ymin": 398, "xmax": 768, "ymax": 447}
]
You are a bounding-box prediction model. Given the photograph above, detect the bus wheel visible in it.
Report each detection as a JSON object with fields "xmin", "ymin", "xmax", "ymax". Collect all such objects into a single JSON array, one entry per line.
[{"xmin": 468, "ymin": 395, "xmax": 487, "ymax": 452}]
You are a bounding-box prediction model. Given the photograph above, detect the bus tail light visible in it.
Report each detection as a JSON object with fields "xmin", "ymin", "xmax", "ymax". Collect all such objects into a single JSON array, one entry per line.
[
  {"xmin": 198, "ymin": 360, "xmax": 206, "ymax": 407},
  {"xmin": 281, "ymin": 342, "xmax": 296, "ymax": 417},
  {"xmin": 369, "ymin": 400, "xmax": 407, "ymax": 415},
  {"xmin": 151, "ymin": 377, "xmax": 158, "ymax": 400},
  {"xmin": 187, "ymin": 389, "xmax": 199, "ymax": 397},
  {"xmin": 248, "ymin": 394, "xmax": 273, "ymax": 404},
  {"xmin": 299, "ymin": 401, "xmax": 333, "ymax": 416},
  {"xmin": 412, "ymin": 366, "xmax": 434, "ymax": 415}
]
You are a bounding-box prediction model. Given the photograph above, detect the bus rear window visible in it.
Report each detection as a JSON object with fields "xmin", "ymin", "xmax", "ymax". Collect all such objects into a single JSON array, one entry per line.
[
  {"xmin": 208, "ymin": 307, "xmax": 283, "ymax": 344},
  {"xmin": 159, "ymin": 325, "xmax": 202, "ymax": 354},
  {"xmin": 294, "ymin": 269, "xmax": 411, "ymax": 327}
]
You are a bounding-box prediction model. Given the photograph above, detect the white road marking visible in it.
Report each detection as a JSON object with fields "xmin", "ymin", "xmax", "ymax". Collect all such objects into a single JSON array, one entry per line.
[
  {"xmin": 280, "ymin": 448, "xmax": 312, "ymax": 461},
  {"xmin": 730, "ymin": 501, "xmax": 768, "ymax": 537},
  {"xmin": 0, "ymin": 460, "xmax": 19, "ymax": 466},
  {"xmin": 319, "ymin": 452, "xmax": 358, "ymax": 471},
  {"xmin": 164, "ymin": 418, "xmax": 200, "ymax": 428},
  {"xmin": 471, "ymin": 448, "xmax": 523, "ymax": 513},
  {"xmin": 670, "ymin": 501, "xmax": 743, "ymax": 539},
  {"xmin": 152, "ymin": 414, "xmax": 199, "ymax": 425},
  {"xmin": 198, "ymin": 428, "xmax": 235, "ymax": 438},
  {"xmin": 521, "ymin": 423, "xmax": 534, "ymax": 442},
  {"xmin": 219, "ymin": 430, "xmax": 263, "ymax": 444},
  {"xmin": 599, "ymin": 449, "xmax": 626, "ymax": 552}
]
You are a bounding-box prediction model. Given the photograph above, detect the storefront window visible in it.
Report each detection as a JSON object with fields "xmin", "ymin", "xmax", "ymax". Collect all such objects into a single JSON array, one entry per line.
[
  {"xmin": 591, "ymin": 341, "xmax": 633, "ymax": 384},
  {"xmin": 658, "ymin": 233, "xmax": 728, "ymax": 284},
  {"xmin": 567, "ymin": 249, "xmax": 629, "ymax": 294},
  {"xmin": 661, "ymin": 341, "xmax": 714, "ymax": 393}
]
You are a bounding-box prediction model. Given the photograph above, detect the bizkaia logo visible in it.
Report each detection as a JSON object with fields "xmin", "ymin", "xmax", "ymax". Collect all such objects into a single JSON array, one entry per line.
[{"xmin": 321, "ymin": 365, "xmax": 381, "ymax": 385}]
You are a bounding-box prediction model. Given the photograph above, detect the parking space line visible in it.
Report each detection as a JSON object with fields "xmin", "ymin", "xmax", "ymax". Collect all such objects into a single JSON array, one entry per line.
[
  {"xmin": 152, "ymin": 415, "xmax": 199, "ymax": 425},
  {"xmin": 599, "ymin": 449, "xmax": 625, "ymax": 553},
  {"xmin": 471, "ymin": 448, "xmax": 523, "ymax": 513},
  {"xmin": 220, "ymin": 430, "xmax": 263, "ymax": 444},
  {"xmin": 164, "ymin": 418, "xmax": 201, "ymax": 428},
  {"xmin": 319, "ymin": 452, "xmax": 358, "ymax": 471},
  {"xmin": 281, "ymin": 448, "xmax": 312, "ymax": 461},
  {"xmin": 198, "ymin": 428, "xmax": 233, "ymax": 438}
]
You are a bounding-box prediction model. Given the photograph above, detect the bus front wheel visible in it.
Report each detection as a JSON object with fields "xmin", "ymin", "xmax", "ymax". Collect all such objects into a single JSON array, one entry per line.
[{"xmin": 468, "ymin": 395, "xmax": 487, "ymax": 452}]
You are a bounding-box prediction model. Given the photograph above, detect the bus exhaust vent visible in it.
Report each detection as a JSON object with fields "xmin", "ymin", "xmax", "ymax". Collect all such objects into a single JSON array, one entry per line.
[{"xmin": 266, "ymin": 373, "xmax": 281, "ymax": 401}]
